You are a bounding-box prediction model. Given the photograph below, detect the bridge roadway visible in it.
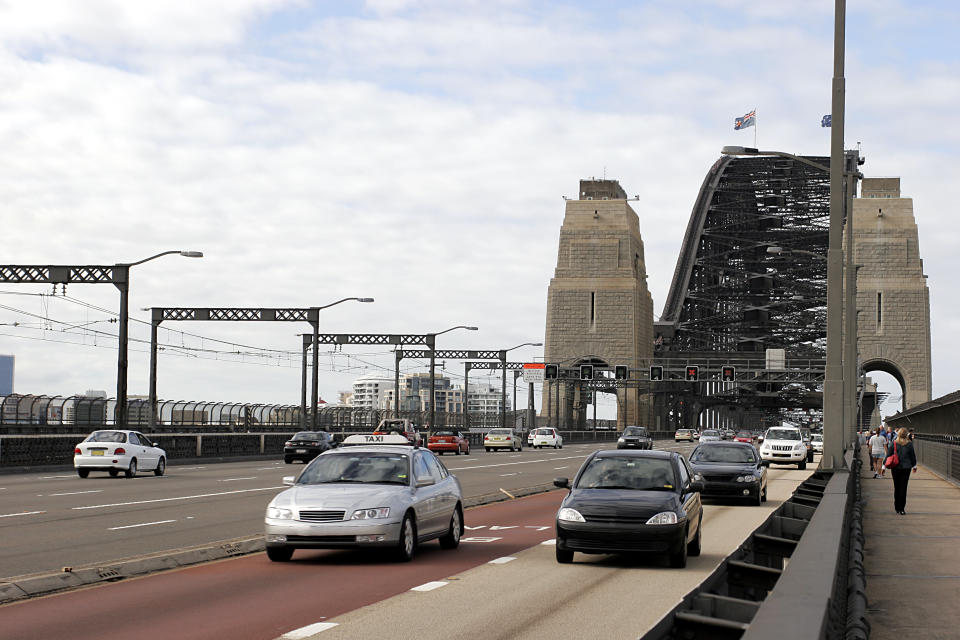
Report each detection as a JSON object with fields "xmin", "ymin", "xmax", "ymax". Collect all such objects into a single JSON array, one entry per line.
[
  {"xmin": 1, "ymin": 441, "xmax": 671, "ymax": 580},
  {"xmin": 0, "ymin": 440, "xmax": 816, "ymax": 640}
]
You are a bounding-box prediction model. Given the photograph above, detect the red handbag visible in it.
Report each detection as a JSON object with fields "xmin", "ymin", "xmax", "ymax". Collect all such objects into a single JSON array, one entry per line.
[{"xmin": 884, "ymin": 442, "xmax": 900, "ymax": 469}]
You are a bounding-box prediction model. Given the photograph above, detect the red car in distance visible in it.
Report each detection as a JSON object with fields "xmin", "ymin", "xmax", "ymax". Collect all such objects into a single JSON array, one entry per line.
[
  {"xmin": 427, "ymin": 430, "xmax": 470, "ymax": 455},
  {"xmin": 734, "ymin": 431, "xmax": 757, "ymax": 444}
]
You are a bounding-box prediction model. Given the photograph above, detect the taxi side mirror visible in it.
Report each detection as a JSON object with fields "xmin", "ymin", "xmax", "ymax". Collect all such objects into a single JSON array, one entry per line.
[
  {"xmin": 416, "ymin": 475, "xmax": 435, "ymax": 487},
  {"xmin": 282, "ymin": 476, "xmax": 296, "ymax": 486}
]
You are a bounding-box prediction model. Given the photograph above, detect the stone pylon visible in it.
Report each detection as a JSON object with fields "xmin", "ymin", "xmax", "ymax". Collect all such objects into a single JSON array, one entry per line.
[
  {"xmin": 542, "ymin": 179, "xmax": 654, "ymax": 428},
  {"xmin": 850, "ymin": 177, "xmax": 932, "ymax": 409}
]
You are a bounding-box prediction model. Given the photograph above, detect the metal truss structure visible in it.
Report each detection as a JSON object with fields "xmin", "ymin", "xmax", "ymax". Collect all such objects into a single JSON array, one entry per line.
[{"xmin": 652, "ymin": 154, "xmax": 845, "ymax": 429}]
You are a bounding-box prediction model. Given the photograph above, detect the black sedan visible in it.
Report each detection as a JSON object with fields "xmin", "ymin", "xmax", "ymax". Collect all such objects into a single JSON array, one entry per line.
[
  {"xmin": 688, "ymin": 441, "xmax": 767, "ymax": 505},
  {"xmin": 617, "ymin": 426, "xmax": 653, "ymax": 450},
  {"xmin": 283, "ymin": 431, "xmax": 337, "ymax": 463},
  {"xmin": 553, "ymin": 450, "xmax": 704, "ymax": 568}
]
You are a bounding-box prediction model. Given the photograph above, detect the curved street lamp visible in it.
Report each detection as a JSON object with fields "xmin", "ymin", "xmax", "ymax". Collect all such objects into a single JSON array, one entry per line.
[
  {"xmin": 426, "ymin": 326, "xmax": 479, "ymax": 433},
  {"xmin": 500, "ymin": 342, "xmax": 543, "ymax": 431},
  {"xmin": 309, "ymin": 297, "xmax": 375, "ymax": 427},
  {"xmin": 116, "ymin": 250, "xmax": 203, "ymax": 426}
]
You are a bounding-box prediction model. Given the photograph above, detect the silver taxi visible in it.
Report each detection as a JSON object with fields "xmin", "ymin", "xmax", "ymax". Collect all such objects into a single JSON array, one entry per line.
[{"xmin": 264, "ymin": 434, "xmax": 463, "ymax": 562}]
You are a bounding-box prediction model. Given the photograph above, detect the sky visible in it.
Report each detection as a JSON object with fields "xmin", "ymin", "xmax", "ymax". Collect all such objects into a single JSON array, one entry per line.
[{"xmin": 1, "ymin": 0, "xmax": 957, "ymax": 420}]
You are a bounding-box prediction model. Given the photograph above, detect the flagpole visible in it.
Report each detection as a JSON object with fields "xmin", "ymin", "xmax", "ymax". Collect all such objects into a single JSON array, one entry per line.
[{"xmin": 754, "ymin": 107, "xmax": 758, "ymax": 147}]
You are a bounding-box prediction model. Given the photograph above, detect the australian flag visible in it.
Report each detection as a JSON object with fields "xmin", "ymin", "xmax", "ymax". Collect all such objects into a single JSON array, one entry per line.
[
  {"xmin": 734, "ymin": 110, "xmax": 756, "ymax": 130},
  {"xmin": 821, "ymin": 114, "xmax": 832, "ymax": 127}
]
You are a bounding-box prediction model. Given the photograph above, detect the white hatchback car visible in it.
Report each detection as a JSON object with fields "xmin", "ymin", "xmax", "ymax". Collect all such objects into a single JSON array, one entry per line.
[
  {"xmin": 74, "ymin": 429, "xmax": 167, "ymax": 478},
  {"xmin": 531, "ymin": 427, "xmax": 563, "ymax": 449}
]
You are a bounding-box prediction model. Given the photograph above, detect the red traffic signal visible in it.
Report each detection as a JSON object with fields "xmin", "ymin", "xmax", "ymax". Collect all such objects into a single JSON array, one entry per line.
[
  {"xmin": 685, "ymin": 366, "xmax": 699, "ymax": 381},
  {"xmin": 722, "ymin": 365, "xmax": 736, "ymax": 381}
]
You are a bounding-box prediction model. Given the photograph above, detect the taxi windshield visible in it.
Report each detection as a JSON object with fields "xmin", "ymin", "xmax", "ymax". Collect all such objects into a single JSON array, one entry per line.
[
  {"xmin": 691, "ymin": 446, "xmax": 756, "ymax": 464},
  {"xmin": 298, "ymin": 453, "xmax": 410, "ymax": 485},
  {"xmin": 576, "ymin": 456, "xmax": 676, "ymax": 491}
]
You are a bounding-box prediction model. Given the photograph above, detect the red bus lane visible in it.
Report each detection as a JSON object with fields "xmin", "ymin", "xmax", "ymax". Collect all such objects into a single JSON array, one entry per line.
[{"xmin": 0, "ymin": 491, "xmax": 565, "ymax": 640}]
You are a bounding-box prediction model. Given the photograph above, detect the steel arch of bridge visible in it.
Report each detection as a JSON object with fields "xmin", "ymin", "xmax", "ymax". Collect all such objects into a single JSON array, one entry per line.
[{"xmin": 652, "ymin": 153, "xmax": 854, "ymax": 429}]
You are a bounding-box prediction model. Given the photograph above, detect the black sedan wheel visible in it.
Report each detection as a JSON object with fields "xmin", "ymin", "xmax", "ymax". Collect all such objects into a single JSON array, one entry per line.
[
  {"xmin": 688, "ymin": 517, "xmax": 702, "ymax": 557},
  {"xmin": 556, "ymin": 545, "xmax": 574, "ymax": 564},
  {"xmin": 669, "ymin": 529, "xmax": 688, "ymax": 568}
]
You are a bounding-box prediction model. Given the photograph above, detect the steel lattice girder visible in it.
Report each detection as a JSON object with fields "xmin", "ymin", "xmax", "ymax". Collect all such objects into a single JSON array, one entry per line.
[
  {"xmin": 0, "ymin": 265, "xmax": 117, "ymax": 283},
  {"xmin": 463, "ymin": 361, "xmax": 527, "ymax": 370},
  {"xmin": 662, "ymin": 155, "xmax": 832, "ymax": 357},
  {"xmin": 397, "ymin": 350, "xmax": 504, "ymax": 360}
]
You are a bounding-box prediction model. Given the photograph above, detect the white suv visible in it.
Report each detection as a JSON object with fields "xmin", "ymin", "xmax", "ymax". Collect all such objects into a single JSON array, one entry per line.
[{"xmin": 760, "ymin": 427, "xmax": 808, "ymax": 470}]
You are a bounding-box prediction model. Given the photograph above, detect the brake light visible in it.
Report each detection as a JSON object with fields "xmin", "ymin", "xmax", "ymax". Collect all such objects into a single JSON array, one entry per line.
[
  {"xmin": 74, "ymin": 448, "xmax": 81, "ymax": 455},
  {"xmin": 114, "ymin": 447, "xmax": 126, "ymax": 455}
]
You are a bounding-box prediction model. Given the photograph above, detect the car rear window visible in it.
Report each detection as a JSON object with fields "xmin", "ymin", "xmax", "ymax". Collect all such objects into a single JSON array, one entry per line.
[
  {"xmin": 86, "ymin": 431, "xmax": 126, "ymax": 443},
  {"xmin": 291, "ymin": 432, "xmax": 321, "ymax": 441},
  {"xmin": 434, "ymin": 431, "xmax": 456, "ymax": 436},
  {"xmin": 536, "ymin": 429, "xmax": 553, "ymax": 435},
  {"xmin": 488, "ymin": 429, "xmax": 511, "ymax": 435},
  {"xmin": 576, "ymin": 456, "xmax": 676, "ymax": 491}
]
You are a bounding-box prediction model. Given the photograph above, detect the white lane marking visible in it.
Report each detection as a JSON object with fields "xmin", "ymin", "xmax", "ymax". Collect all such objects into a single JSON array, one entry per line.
[
  {"xmin": 411, "ymin": 581, "xmax": 448, "ymax": 592},
  {"xmin": 464, "ymin": 525, "xmax": 486, "ymax": 530},
  {"xmin": 256, "ymin": 467, "xmax": 282, "ymax": 470},
  {"xmin": 489, "ymin": 557, "xmax": 516, "ymax": 564},
  {"xmin": 525, "ymin": 526, "xmax": 551, "ymax": 531},
  {"xmin": 177, "ymin": 466, "xmax": 207, "ymax": 471},
  {"xmin": 219, "ymin": 477, "xmax": 257, "ymax": 482},
  {"xmin": 447, "ymin": 453, "xmax": 591, "ymax": 472},
  {"xmin": 499, "ymin": 473, "xmax": 519, "ymax": 477},
  {"xmin": 489, "ymin": 525, "xmax": 517, "ymax": 530},
  {"xmin": 73, "ymin": 486, "xmax": 285, "ymax": 510},
  {"xmin": 40, "ymin": 475, "xmax": 74, "ymax": 479},
  {"xmin": 108, "ymin": 520, "xmax": 177, "ymax": 531},
  {"xmin": 462, "ymin": 536, "xmax": 503, "ymax": 543},
  {"xmin": 509, "ymin": 454, "xmax": 522, "ymax": 458},
  {"xmin": 0, "ymin": 510, "xmax": 46, "ymax": 518},
  {"xmin": 541, "ymin": 539, "xmax": 557, "ymax": 545},
  {"xmin": 47, "ymin": 490, "xmax": 104, "ymax": 497},
  {"xmin": 281, "ymin": 622, "xmax": 338, "ymax": 638},
  {"xmin": 554, "ymin": 466, "xmax": 568, "ymax": 470}
]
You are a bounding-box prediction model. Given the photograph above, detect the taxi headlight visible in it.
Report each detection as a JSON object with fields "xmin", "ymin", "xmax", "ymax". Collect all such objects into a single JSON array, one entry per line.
[
  {"xmin": 557, "ymin": 508, "xmax": 585, "ymax": 523},
  {"xmin": 266, "ymin": 506, "xmax": 294, "ymax": 520},
  {"xmin": 646, "ymin": 512, "xmax": 678, "ymax": 525},
  {"xmin": 350, "ymin": 507, "xmax": 390, "ymax": 520}
]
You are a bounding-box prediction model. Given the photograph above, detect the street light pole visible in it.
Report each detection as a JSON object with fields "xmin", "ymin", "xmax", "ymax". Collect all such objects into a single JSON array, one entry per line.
[
  {"xmin": 118, "ymin": 250, "xmax": 202, "ymax": 427},
  {"xmin": 310, "ymin": 298, "xmax": 374, "ymax": 428},
  {"xmin": 427, "ymin": 326, "xmax": 479, "ymax": 433},
  {"xmin": 500, "ymin": 342, "xmax": 543, "ymax": 432}
]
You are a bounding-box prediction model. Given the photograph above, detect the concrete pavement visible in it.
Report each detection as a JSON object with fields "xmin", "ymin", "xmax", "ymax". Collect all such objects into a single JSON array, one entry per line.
[{"xmin": 861, "ymin": 449, "xmax": 960, "ymax": 640}]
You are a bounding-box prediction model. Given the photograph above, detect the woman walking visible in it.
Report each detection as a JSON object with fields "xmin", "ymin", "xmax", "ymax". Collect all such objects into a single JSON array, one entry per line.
[
  {"xmin": 889, "ymin": 427, "xmax": 918, "ymax": 515},
  {"xmin": 868, "ymin": 428, "xmax": 886, "ymax": 478}
]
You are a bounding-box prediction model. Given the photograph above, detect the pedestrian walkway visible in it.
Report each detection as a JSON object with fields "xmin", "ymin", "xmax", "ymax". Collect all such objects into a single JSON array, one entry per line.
[{"xmin": 861, "ymin": 449, "xmax": 960, "ymax": 639}]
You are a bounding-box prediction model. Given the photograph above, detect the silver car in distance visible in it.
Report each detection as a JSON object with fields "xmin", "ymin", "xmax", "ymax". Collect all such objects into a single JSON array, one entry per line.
[{"xmin": 264, "ymin": 434, "xmax": 464, "ymax": 562}]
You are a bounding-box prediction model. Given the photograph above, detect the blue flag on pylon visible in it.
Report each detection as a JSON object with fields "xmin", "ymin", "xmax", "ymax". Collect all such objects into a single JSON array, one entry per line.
[
  {"xmin": 821, "ymin": 114, "xmax": 832, "ymax": 127},
  {"xmin": 734, "ymin": 110, "xmax": 756, "ymax": 130}
]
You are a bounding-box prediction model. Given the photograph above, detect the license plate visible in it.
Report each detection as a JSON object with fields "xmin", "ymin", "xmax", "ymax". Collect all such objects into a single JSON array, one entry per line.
[
  {"xmin": 91, "ymin": 450, "xmax": 104, "ymax": 456},
  {"xmin": 493, "ymin": 438, "xmax": 502, "ymax": 441},
  {"xmin": 296, "ymin": 449, "xmax": 307, "ymax": 453}
]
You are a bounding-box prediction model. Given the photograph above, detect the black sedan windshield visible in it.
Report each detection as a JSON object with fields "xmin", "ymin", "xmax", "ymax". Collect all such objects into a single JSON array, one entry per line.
[
  {"xmin": 576, "ymin": 456, "xmax": 676, "ymax": 490},
  {"xmin": 298, "ymin": 453, "xmax": 409, "ymax": 485},
  {"xmin": 623, "ymin": 427, "xmax": 648, "ymax": 437},
  {"xmin": 691, "ymin": 446, "xmax": 757, "ymax": 464}
]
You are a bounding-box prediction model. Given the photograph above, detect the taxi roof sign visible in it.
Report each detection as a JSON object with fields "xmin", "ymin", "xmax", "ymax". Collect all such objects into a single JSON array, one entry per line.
[{"xmin": 342, "ymin": 434, "xmax": 413, "ymax": 446}]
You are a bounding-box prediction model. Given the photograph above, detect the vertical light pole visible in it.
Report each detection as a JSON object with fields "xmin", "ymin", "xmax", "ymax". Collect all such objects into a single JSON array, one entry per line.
[
  {"xmin": 500, "ymin": 342, "xmax": 543, "ymax": 431},
  {"xmin": 299, "ymin": 334, "xmax": 312, "ymax": 429},
  {"xmin": 119, "ymin": 250, "xmax": 203, "ymax": 427},
  {"xmin": 310, "ymin": 298, "xmax": 374, "ymax": 428},
  {"xmin": 427, "ymin": 326, "xmax": 478, "ymax": 433}
]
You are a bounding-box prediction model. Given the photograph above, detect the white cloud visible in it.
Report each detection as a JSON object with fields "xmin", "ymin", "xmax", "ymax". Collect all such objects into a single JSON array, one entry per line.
[{"xmin": 0, "ymin": 1, "xmax": 956, "ymax": 417}]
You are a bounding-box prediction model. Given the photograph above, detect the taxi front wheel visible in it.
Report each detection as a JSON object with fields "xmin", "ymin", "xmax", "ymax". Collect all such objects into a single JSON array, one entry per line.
[{"xmin": 396, "ymin": 514, "xmax": 417, "ymax": 562}]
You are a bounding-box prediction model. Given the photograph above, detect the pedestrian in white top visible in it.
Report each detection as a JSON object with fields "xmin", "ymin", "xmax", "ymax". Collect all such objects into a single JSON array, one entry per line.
[{"xmin": 868, "ymin": 428, "xmax": 887, "ymax": 478}]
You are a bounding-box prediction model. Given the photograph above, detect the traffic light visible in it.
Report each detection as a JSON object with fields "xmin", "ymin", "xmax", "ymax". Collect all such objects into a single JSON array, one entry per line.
[
  {"xmin": 580, "ymin": 364, "xmax": 594, "ymax": 380},
  {"xmin": 614, "ymin": 365, "xmax": 628, "ymax": 380},
  {"xmin": 649, "ymin": 365, "xmax": 663, "ymax": 381},
  {"xmin": 721, "ymin": 365, "xmax": 736, "ymax": 381},
  {"xmin": 685, "ymin": 366, "xmax": 699, "ymax": 381},
  {"xmin": 545, "ymin": 364, "xmax": 558, "ymax": 379}
]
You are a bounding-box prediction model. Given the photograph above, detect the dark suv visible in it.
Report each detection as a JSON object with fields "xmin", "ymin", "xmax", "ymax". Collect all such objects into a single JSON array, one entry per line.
[
  {"xmin": 617, "ymin": 426, "xmax": 654, "ymax": 450},
  {"xmin": 284, "ymin": 431, "xmax": 336, "ymax": 463}
]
